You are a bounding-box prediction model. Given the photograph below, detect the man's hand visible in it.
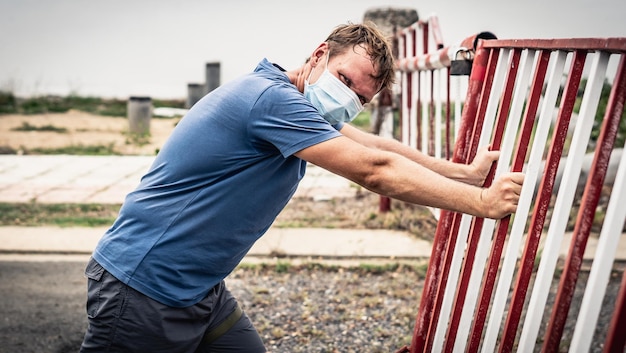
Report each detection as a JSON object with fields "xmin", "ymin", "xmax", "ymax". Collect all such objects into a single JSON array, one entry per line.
[
  {"xmin": 467, "ymin": 146, "xmax": 501, "ymax": 186},
  {"xmin": 480, "ymin": 172, "xmax": 525, "ymax": 219}
]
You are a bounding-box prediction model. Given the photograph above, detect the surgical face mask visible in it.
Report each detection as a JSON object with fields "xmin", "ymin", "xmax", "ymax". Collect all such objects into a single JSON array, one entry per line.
[{"xmin": 303, "ymin": 53, "xmax": 364, "ymax": 125}]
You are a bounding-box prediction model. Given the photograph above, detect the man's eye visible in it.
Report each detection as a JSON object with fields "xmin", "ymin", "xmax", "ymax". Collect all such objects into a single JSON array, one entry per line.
[{"xmin": 340, "ymin": 74, "xmax": 351, "ymax": 87}]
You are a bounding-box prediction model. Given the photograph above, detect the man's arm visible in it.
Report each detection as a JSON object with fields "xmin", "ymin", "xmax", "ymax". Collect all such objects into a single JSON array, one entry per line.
[
  {"xmin": 294, "ymin": 134, "xmax": 523, "ymax": 219},
  {"xmin": 338, "ymin": 124, "xmax": 498, "ymax": 187}
]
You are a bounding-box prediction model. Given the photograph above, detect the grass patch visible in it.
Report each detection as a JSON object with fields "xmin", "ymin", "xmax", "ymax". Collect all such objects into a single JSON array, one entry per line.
[
  {"xmin": 351, "ymin": 110, "xmax": 371, "ymax": 130},
  {"xmin": 11, "ymin": 121, "xmax": 68, "ymax": 133},
  {"xmin": 25, "ymin": 143, "xmax": 120, "ymax": 155},
  {"xmin": 0, "ymin": 203, "xmax": 121, "ymax": 227}
]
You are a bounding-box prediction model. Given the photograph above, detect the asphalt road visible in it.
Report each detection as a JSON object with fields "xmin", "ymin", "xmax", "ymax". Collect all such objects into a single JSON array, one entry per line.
[{"xmin": 0, "ymin": 259, "xmax": 89, "ymax": 353}]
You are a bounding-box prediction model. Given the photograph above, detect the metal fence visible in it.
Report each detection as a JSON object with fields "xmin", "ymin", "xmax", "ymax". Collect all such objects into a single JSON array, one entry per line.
[{"xmin": 394, "ymin": 19, "xmax": 626, "ymax": 352}]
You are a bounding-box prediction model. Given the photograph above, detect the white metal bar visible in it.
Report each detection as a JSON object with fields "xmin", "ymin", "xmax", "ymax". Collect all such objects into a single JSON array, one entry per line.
[
  {"xmin": 518, "ymin": 51, "xmax": 609, "ymax": 352},
  {"xmin": 481, "ymin": 50, "xmax": 568, "ymax": 353},
  {"xmin": 435, "ymin": 70, "xmax": 443, "ymax": 159},
  {"xmin": 479, "ymin": 49, "xmax": 511, "ymax": 147},
  {"xmin": 420, "ymin": 71, "xmax": 429, "ymax": 152},
  {"xmin": 408, "ymin": 31, "xmax": 417, "ymax": 149},
  {"xmin": 454, "ymin": 77, "xmax": 462, "ymax": 145}
]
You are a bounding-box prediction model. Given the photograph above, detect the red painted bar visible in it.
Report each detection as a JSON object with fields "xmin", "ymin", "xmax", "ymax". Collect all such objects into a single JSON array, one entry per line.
[
  {"xmin": 443, "ymin": 48, "xmax": 522, "ymax": 353},
  {"xmin": 543, "ymin": 53, "xmax": 626, "ymax": 353},
  {"xmin": 602, "ymin": 55, "xmax": 626, "ymax": 353},
  {"xmin": 498, "ymin": 50, "xmax": 587, "ymax": 353},
  {"xmin": 410, "ymin": 44, "xmax": 493, "ymax": 353},
  {"xmin": 604, "ymin": 269, "xmax": 626, "ymax": 352},
  {"xmin": 466, "ymin": 49, "xmax": 552, "ymax": 353}
]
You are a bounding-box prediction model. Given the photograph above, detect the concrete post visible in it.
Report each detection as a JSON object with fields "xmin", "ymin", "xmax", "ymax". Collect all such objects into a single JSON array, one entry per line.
[
  {"xmin": 186, "ymin": 83, "xmax": 205, "ymax": 108},
  {"xmin": 127, "ymin": 96, "xmax": 152, "ymax": 135},
  {"xmin": 205, "ymin": 62, "xmax": 221, "ymax": 95}
]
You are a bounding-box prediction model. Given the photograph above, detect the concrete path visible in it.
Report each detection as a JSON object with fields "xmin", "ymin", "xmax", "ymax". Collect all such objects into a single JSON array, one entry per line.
[
  {"xmin": 1, "ymin": 155, "xmax": 625, "ymax": 263},
  {"xmin": 0, "ymin": 155, "xmax": 429, "ymax": 263}
]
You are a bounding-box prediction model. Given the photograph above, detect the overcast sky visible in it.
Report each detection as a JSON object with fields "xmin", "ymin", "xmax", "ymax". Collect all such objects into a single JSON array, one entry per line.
[{"xmin": 1, "ymin": 0, "xmax": 624, "ymax": 99}]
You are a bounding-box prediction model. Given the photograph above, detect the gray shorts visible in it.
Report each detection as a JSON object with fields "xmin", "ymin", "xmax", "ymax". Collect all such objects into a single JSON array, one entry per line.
[{"xmin": 80, "ymin": 258, "xmax": 266, "ymax": 353}]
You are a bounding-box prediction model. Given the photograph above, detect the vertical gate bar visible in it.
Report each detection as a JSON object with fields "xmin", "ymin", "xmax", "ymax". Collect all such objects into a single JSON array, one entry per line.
[
  {"xmin": 499, "ymin": 50, "xmax": 588, "ymax": 353},
  {"xmin": 466, "ymin": 49, "xmax": 551, "ymax": 353},
  {"xmin": 420, "ymin": 72, "xmax": 428, "ymax": 152},
  {"xmin": 543, "ymin": 52, "xmax": 626, "ymax": 353},
  {"xmin": 429, "ymin": 70, "xmax": 436, "ymax": 156},
  {"xmin": 424, "ymin": 46, "xmax": 501, "ymax": 353},
  {"xmin": 437, "ymin": 69, "xmax": 443, "ymax": 159},
  {"xmin": 400, "ymin": 31, "xmax": 409, "ymax": 145},
  {"xmin": 410, "ymin": 44, "xmax": 493, "ymax": 353},
  {"xmin": 442, "ymin": 48, "xmax": 522, "ymax": 353},
  {"xmin": 407, "ymin": 28, "xmax": 419, "ymax": 147},
  {"xmin": 415, "ymin": 70, "xmax": 422, "ymax": 150},
  {"xmin": 413, "ymin": 27, "xmax": 420, "ymax": 150},
  {"xmin": 604, "ymin": 269, "xmax": 626, "ymax": 352},
  {"xmin": 446, "ymin": 69, "xmax": 452, "ymax": 160}
]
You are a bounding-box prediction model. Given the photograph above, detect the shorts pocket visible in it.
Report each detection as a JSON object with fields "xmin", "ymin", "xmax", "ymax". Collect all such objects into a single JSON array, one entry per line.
[
  {"xmin": 85, "ymin": 257, "xmax": 104, "ymax": 281},
  {"xmin": 85, "ymin": 258, "xmax": 105, "ymax": 318}
]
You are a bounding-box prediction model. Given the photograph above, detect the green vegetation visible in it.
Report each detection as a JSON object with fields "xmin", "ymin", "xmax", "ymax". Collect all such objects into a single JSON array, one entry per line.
[
  {"xmin": 235, "ymin": 261, "xmax": 428, "ymax": 275},
  {"xmin": 26, "ymin": 143, "xmax": 119, "ymax": 155},
  {"xmin": 11, "ymin": 121, "xmax": 68, "ymax": 133},
  {"xmin": 0, "ymin": 202, "xmax": 120, "ymax": 227},
  {"xmin": 0, "ymin": 91, "xmax": 185, "ymax": 117},
  {"xmin": 350, "ymin": 110, "xmax": 371, "ymax": 129}
]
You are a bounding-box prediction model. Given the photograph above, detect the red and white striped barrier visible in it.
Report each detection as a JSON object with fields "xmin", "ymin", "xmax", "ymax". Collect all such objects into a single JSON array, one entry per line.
[{"xmin": 394, "ymin": 29, "xmax": 626, "ymax": 353}]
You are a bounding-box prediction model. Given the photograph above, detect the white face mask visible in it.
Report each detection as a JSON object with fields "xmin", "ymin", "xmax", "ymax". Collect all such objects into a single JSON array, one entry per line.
[{"xmin": 303, "ymin": 53, "xmax": 364, "ymax": 125}]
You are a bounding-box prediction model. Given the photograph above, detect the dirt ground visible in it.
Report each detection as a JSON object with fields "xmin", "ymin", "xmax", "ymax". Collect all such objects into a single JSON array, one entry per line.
[{"xmin": 0, "ymin": 110, "xmax": 178, "ymax": 155}]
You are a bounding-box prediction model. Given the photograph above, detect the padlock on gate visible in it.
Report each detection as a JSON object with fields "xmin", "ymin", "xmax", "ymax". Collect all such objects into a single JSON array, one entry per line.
[
  {"xmin": 450, "ymin": 49, "xmax": 473, "ymax": 76},
  {"xmin": 450, "ymin": 31, "xmax": 497, "ymax": 76}
]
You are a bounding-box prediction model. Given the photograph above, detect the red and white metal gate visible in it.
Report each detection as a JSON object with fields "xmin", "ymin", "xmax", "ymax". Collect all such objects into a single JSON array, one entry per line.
[{"xmin": 394, "ymin": 27, "xmax": 626, "ymax": 353}]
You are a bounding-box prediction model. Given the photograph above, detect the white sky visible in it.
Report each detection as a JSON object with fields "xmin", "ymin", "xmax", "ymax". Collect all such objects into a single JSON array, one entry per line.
[{"xmin": 1, "ymin": 0, "xmax": 624, "ymax": 99}]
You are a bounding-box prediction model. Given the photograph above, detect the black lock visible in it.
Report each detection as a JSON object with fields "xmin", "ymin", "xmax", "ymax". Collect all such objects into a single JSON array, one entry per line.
[
  {"xmin": 450, "ymin": 49, "xmax": 473, "ymax": 76},
  {"xmin": 450, "ymin": 59, "xmax": 473, "ymax": 76}
]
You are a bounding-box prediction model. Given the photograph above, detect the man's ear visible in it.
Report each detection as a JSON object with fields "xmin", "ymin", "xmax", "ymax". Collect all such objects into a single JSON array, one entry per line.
[{"xmin": 309, "ymin": 42, "xmax": 329, "ymax": 68}]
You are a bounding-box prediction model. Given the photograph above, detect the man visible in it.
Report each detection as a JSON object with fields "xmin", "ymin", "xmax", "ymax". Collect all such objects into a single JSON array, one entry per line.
[{"xmin": 80, "ymin": 23, "xmax": 523, "ymax": 352}]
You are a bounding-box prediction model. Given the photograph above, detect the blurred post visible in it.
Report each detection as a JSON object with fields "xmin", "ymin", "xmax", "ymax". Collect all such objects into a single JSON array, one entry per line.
[
  {"xmin": 186, "ymin": 83, "xmax": 205, "ymax": 108},
  {"xmin": 127, "ymin": 96, "xmax": 152, "ymax": 135},
  {"xmin": 205, "ymin": 62, "xmax": 221, "ymax": 95}
]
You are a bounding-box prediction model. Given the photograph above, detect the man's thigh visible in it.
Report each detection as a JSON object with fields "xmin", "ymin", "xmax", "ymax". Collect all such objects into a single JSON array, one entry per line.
[{"xmin": 80, "ymin": 258, "xmax": 265, "ymax": 353}]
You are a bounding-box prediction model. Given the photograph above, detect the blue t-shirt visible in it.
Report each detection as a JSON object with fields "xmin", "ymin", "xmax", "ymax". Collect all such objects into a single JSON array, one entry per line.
[{"xmin": 93, "ymin": 59, "xmax": 342, "ymax": 307}]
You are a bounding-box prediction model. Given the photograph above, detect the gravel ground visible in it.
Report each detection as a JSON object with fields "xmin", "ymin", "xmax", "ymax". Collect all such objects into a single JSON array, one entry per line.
[
  {"xmin": 227, "ymin": 263, "xmax": 424, "ymax": 353},
  {"xmin": 0, "ymin": 259, "xmax": 623, "ymax": 353}
]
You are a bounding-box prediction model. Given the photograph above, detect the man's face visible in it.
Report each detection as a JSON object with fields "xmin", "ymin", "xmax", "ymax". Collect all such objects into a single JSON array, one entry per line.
[{"xmin": 309, "ymin": 44, "xmax": 379, "ymax": 107}]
